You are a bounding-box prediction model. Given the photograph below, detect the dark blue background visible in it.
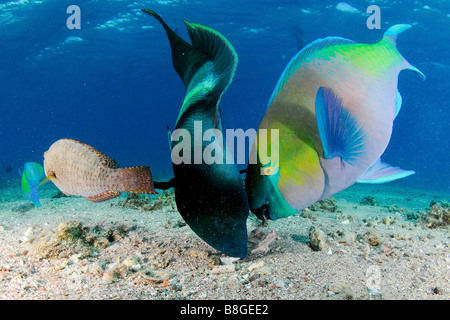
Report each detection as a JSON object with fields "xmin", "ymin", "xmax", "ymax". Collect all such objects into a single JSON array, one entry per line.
[{"xmin": 1, "ymin": 0, "xmax": 448, "ymax": 192}]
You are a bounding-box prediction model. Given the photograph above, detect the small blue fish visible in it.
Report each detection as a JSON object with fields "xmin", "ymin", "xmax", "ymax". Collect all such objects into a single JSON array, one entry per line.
[{"xmin": 19, "ymin": 162, "xmax": 46, "ymax": 207}]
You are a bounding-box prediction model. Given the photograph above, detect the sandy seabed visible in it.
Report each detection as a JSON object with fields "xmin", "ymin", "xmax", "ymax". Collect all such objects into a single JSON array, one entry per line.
[{"xmin": 0, "ymin": 178, "xmax": 448, "ymax": 301}]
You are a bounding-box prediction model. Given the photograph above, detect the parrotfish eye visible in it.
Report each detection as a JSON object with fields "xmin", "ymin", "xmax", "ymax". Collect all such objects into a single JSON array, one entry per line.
[
  {"xmin": 260, "ymin": 164, "xmax": 279, "ymax": 176},
  {"xmin": 262, "ymin": 166, "xmax": 274, "ymax": 176}
]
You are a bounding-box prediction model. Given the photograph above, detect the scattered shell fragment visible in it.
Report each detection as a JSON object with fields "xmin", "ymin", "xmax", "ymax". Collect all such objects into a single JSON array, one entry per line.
[
  {"xmin": 220, "ymin": 257, "xmax": 240, "ymax": 265},
  {"xmin": 309, "ymin": 227, "xmax": 328, "ymax": 251},
  {"xmin": 247, "ymin": 261, "xmax": 265, "ymax": 272},
  {"xmin": 211, "ymin": 265, "xmax": 235, "ymax": 274}
]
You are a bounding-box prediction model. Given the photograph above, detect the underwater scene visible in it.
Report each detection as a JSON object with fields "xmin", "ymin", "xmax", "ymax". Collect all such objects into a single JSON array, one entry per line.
[{"xmin": 0, "ymin": 0, "xmax": 449, "ymax": 302}]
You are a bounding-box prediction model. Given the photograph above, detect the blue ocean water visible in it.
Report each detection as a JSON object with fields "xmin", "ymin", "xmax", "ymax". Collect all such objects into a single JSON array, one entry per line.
[{"xmin": 0, "ymin": 0, "xmax": 448, "ymax": 192}]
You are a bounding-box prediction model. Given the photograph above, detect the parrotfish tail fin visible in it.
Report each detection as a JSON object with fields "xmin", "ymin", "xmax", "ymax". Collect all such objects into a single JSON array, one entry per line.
[
  {"xmin": 383, "ymin": 24, "xmax": 426, "ymax": 80},
  {"xmin": 315, "ymin": 87, "xmax": 367, "ymax": 165},
  {"xmin": 383, "ymin": 24, "xmax": 411, "ymax": 46},
  {"xmin": 357, "ymin": 158, "xmax": 414, "ymax": 183},
  {"xmin": 115, "ymin": 166, "xmax": 157, "ymax": 194}
]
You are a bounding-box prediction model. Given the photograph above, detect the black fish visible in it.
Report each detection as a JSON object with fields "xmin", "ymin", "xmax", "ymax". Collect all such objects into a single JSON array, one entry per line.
[{"xmin": 143, "ymin": 10, "xmax": 249, "ymax": 258}]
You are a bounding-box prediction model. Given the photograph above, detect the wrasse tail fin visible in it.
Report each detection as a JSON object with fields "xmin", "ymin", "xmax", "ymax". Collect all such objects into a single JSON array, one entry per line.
[{"xmin": 116, "ymin": 166, "xmax": 157, "ymax": 194}]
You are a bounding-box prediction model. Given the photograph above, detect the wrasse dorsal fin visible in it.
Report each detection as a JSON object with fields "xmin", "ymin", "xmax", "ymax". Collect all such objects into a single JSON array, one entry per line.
[{"xmin": 64, "ymin": 139, "xmax": 119, "ymax": 169}]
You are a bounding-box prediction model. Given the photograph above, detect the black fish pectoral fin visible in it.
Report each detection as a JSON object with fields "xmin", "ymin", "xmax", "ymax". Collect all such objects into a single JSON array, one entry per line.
[{"xmin": 153, "ymin": 178, "xmax": 176, "ymax": 190}]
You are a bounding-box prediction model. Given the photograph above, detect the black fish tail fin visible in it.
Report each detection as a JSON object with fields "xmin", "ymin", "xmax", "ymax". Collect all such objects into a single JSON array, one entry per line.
[
  {"xmin": 183, "ymin": 21, "xmax": 238, "ymax": 97},
  {"xmin": 142, "ymin": 9, "xmax": 208, "ymax": 89},
  {"xmin": 142, "ymin": 9, "xmax": 238, "ymax": 100}
]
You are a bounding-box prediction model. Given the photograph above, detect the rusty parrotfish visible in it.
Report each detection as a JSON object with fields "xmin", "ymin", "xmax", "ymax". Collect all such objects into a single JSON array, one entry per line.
[
  {"xmin": 43, "ymin": 139, "xmax": 156, "ymax": 202},
  {"xmin": 245, "ymin": 24, "xmax": 425, "ymax": 220}
]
